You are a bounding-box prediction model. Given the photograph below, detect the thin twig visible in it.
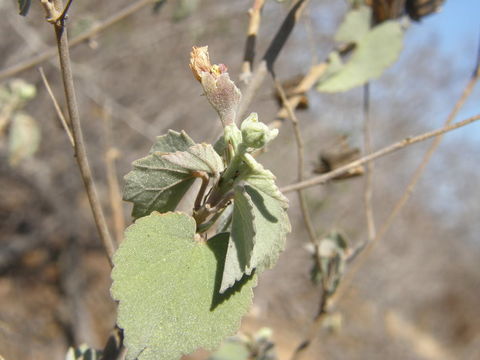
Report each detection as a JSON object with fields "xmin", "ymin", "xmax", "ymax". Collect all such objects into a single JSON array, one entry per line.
[
  {"xmin": 240, "ymin": 0, "xmax": 266, "ymax": 83},
  {"xmin": 274, "ymin": 79, "xmax": 316, "ymax": 244},
  {"xmin": 0, "ymin": 0, "xmax": 155, "ymax": 82},
  {"xmin": 237, "ymin": 0, "xmax": 309, "ymax": 122},
  {"xmin": 50, "ymin": 0, "xmax": 115, "ymax": 265},
  {"xmin": 9, "ymin": 9, "xmax": 155, "ymax": 142},
  {"xmin": 58, "ymin": 0, "xmax": 74, "ymax": 23},
  {"xmin": 363, "ymin": 83, "xmax": 376, "ymax": 242},
  {"xmin": 275, "ymin": 78, "xmax": 328, "ymax": 360},
  {"xmin": 38, "ymin": 67, "xmax": 75, "ymax": 147},
  {"xmin": 331, "ymin": 61, "xmax": 480, "ymax": 305},
  {"xmin": 281, "ymin": 114, "xmax": 480, "ymax": 194}
]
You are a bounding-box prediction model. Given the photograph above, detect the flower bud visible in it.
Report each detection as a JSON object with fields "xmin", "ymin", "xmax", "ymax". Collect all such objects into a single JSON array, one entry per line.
[{"xmin": 240, "ymin": 113, "xmax": 278, "ymax": 149}]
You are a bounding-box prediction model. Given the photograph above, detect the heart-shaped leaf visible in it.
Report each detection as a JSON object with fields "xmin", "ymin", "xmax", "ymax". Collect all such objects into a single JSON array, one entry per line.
[{"xmin": 111, "ymin": 212, "xmax": 256, "ymax": 360}]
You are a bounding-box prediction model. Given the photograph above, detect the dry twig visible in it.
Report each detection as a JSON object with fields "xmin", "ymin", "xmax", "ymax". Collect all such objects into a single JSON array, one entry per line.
[
  {"xmin": 38, "ymin": 67, "xmax": 74, "ymax": 146},
  {"xmin": 47, "ymin": 0, "xmax": 115, "ymax": 265},
  {"xmin": 274, "ymin": 79, "xmax": 316, "ymax": 244},
  {"xmin": 332, "ymin": 60, "xmax": 480, "ymax": 303},
  {"xmin": 362, "ymin": 83, "xmax": 376, "ymax": 242},
  {"xmin": 281, "ymin": 114, "xmax": 480, "ymax": 194}
]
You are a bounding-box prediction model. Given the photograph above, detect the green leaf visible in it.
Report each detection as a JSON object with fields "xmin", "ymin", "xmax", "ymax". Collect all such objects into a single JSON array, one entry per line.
[
  {"xmin": 149, "ymin": 130, "xmax": 195, "ymax": 154},
  {"xmin": 317, "ymin": 21, "xmax": 404, "ymax": 93},
  {"xmin": 8, "ymin": 112, "xmax": 40, "ymax": 166},
  {"xmin": 124, "ymin": 132, "xmax": 223, "ymax": 218},
  {"xmin": 216, "ymin": 204, "xmax": 233, "ymax": 233},
  {"xmin": 123, "ymin": 151, "xmax": 196, "ymax": 218},
  {"xmin": 111, "ymin": 212, "xmax": 256, "ymax": 360},
  {"xmin": 164, "ymin": 143, "xmax": 224, "ymax": 176},
  {"xmin": 220, "ymin": 159, "xmax": 290, "ymax": 292},
  {"xmin": 334, "ymin": 6, "xmax": 372, "ymax": 44},
  {"xmin": 220, "ymin": 186, "xmax": 256, "ymax": 292},
  {"xmin": 17, "ymin": 0, "xmax": 31, "ymax": 16}
]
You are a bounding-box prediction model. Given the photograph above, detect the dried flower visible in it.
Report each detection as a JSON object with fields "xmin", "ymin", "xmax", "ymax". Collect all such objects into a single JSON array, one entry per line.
[
  {"xmin": 189, "ymin": 46, "xmax": 228, "ymax": 82},
  {"xmin": 189, "ymin": 46, "xmax": 211, "ymax": 82},
  {"xmin": 190, "ymin": 46, "xmax": 241, "ymax": 126}
]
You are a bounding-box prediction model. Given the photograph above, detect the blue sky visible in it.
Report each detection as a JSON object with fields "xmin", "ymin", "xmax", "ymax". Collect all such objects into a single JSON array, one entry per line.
[{"xmin": 409, "ymin": 0, "xmax": 480, "ymax": 126}]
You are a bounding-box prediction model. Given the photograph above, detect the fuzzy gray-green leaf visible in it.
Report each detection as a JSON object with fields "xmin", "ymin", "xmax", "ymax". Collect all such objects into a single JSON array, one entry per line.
[
  {"xmin": 317, "ymin": 21, "xmax": 403, "ymax": 93},
  {"xmin": 220, "ymin": 186, "xmax": 256, "ymax": 292},
  {"xmin": 111, "ymin": 212, "xmax": 256, "ymax": 360},
  {"xmin": 220, "ymin": 160, "xmax": 290, "ymax": 292},
  {"xmin": 334, "ymin": 6, "xmax": 372, "ymax": 44},
  {"xmin": 124, "ymin": 132, "xmax": 223, "ymax": 218},
  {"xmin": 163, "ymin": 143, "xmax": 224, "ymax": 176},
  {"xmin": 123, "ymin": 152, "xmax": 195, "ymax": 218},
  {"xmin": 149, "ymin": 130, "xmax": 195, "ymax": 154}
]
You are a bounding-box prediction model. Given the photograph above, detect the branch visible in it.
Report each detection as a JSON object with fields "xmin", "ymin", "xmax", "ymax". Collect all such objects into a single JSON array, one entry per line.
[
  {"xmin": 274, "ymin": 79, "xmax": 316, "ymax": 244},
  {"xmin": 0, "ymin": 0, "xmax": 154, "ymax": 82},
  {"xmin": 237, "ymin": 0, "xmax": 309, "ymax": 122},
  {"xmin": 281, "ymin": 114, "xmax": 480, "ymax": 194},
  {"xmin": 49, "ymin": 0, "xmax": 115, "ymax": 266},
  {"xmin": 38, "ymin": 67, "xmax": 74, "ymax": 146},
  {"xmin": 333, "ymin": 61, "xmax": 480, "ymax": 304}
]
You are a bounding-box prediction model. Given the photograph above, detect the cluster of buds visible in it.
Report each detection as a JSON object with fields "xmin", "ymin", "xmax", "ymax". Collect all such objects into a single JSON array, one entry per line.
[{"xmin": 190, "ymin": 46, "xmax": 241, "ymax": 126}]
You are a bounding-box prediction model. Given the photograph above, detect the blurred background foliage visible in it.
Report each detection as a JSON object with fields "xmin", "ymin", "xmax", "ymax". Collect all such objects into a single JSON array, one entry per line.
[{"xmin": 0, "ymin": 0, "xmax": 479, "ymax": 359}]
